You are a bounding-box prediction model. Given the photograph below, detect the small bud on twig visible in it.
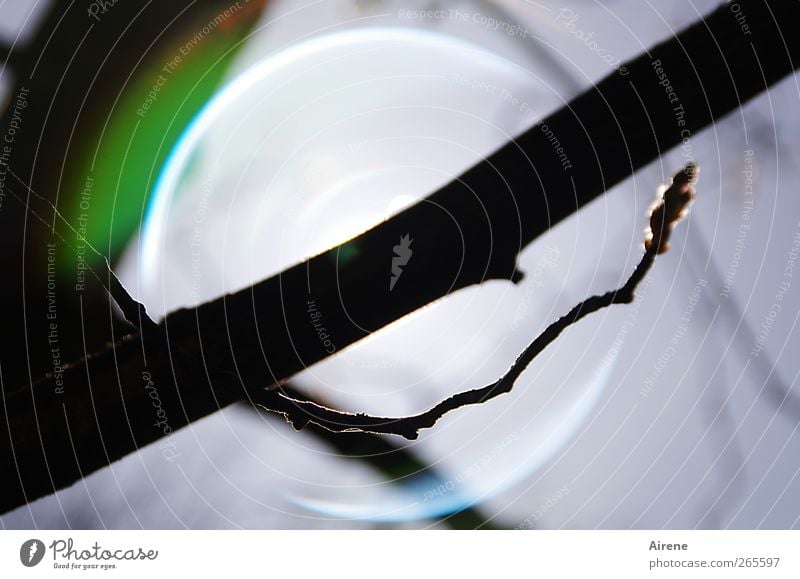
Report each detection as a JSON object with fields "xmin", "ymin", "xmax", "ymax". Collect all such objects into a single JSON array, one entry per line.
[
  {"xmin": 645, "ymin": 162, "xmax": 698, "ymax": 254},
  {"xmin": 254, "ymin": 164, "xmax": 700, "ymax": 439}
]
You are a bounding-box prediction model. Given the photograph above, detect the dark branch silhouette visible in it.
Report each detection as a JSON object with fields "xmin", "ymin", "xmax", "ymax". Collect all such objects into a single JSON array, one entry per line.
[
  {"xmin": 2, "ymin": 0, "xmax": 799, "ymax": 513},
  {"xmin": 253, "ymin": 164, "xmax": 698, "ymax": 439}
]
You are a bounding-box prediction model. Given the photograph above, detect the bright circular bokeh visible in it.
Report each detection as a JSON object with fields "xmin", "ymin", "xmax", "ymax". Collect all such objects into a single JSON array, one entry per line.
[{"xmin": 122, "ymin": 27, "xmax": 618, "ymax": 522}]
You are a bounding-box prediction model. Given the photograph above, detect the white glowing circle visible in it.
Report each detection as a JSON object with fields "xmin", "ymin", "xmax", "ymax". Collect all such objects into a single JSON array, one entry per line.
[
  {"xmin": 135, "ymin": 27, "xmax": 551, "ymax": 313},
  {"xmin": 122, "ymin": 27, "xmax": 617, "ymax": 522}
]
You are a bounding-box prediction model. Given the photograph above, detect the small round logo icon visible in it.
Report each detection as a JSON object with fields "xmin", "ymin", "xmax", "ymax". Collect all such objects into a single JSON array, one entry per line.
[{"xmin": 20, "ymin": 539, "xmax": 45, "ymax": 567}]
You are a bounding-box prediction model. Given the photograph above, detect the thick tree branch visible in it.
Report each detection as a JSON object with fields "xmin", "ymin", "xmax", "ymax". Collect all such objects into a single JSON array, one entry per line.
[
  {"xmin": 253, "ymin": 165, "xmax": 697, "ymax": 439},
  {"xmin": 2, "ymin": 0, "xmax": 799, "ymax": 513}
]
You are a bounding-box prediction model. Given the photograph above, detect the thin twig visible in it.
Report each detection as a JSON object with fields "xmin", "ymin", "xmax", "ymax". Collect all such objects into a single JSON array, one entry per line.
[
  {"xmin": 254, "ymin": 164, "xmax": 698, "ymax": 440},
  {"xmin": 6, "ymin": 169, "xmax": 160, "ymax": 334}
]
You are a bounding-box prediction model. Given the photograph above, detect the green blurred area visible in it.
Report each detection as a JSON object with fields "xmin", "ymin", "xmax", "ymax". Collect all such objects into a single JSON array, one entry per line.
[{"xmin": 62, "ymin": 4, "xmax": 262, "ymax": 275}]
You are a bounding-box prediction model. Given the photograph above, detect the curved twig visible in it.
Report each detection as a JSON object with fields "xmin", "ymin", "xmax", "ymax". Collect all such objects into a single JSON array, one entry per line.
[{"xmin": 254, "ymin": 164, "xmax": 698, "ymax": 440}]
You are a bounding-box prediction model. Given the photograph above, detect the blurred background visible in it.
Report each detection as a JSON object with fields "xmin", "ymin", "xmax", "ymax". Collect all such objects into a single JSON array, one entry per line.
[{"xmin": 0, "ymin": 0, "xmax": 799, "ymax": 529}]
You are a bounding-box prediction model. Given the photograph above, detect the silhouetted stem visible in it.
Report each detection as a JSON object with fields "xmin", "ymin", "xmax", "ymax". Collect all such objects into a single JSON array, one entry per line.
[{"xmin": 3, "ymin": 0, "xmax": 798, "ymax": 512}]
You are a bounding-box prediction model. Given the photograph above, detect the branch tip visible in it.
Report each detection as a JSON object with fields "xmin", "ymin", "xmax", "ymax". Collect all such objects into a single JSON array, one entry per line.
[
  {"xmin": 250, "ymin": 165, "xmax": 699, "ymax": 439},
  {"xmin": 645, "ymin": 162, "xmax": 698, "ymax": 255}
]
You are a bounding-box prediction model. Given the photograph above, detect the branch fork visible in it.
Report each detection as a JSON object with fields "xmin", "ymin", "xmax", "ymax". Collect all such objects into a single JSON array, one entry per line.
[{"xmin": 255, "ymin": 164, "xmax": 699, "ymax": 440}]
